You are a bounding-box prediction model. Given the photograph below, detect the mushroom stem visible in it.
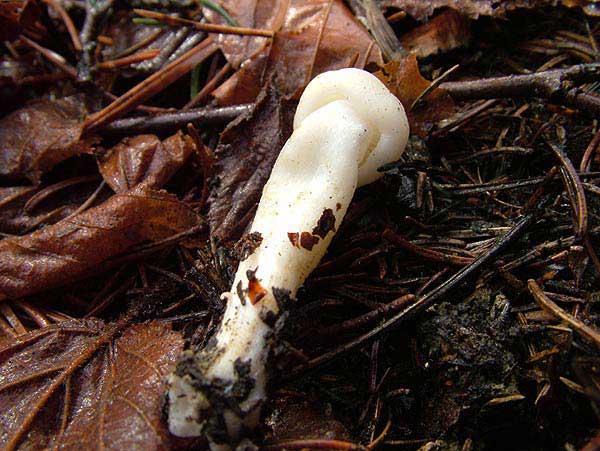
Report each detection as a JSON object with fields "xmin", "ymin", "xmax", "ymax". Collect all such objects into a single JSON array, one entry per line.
[{"xmin": 167, "ymin": 68, "xmax": 409, "ymax": 449}]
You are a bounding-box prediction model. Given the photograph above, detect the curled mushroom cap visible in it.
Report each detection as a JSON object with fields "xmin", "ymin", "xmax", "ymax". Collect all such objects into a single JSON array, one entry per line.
[
  {"xmin": 167, "ymin": 68, "xmax": 409, "ymax": 449},
  {"xmin": 294, "ymin": 68, "xmax": 409, "ymax": 186}
]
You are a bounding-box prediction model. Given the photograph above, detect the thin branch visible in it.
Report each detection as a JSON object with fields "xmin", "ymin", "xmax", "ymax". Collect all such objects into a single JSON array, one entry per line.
[
  {"xmin": 103, "ymin": 103, "xmax": 250, "ymax": 135},
  {"xmin": 96, "ymin": 49, "xmax": 160, "ymax": 70},
  {"xmin": 134, "ymin": 9, "xmax": 274, "ymax": 37},
  {"xmin": 440, "ymin": 63, "xmax": 600, "ymax": 116},
  {"xmin": 528, "ymin": 279, "xmax": 600, "ymax": 349},
  {"xmin": 297, "ymin": 212, "xmax": 535, "ymax": 373},
  {"xmin": 83, "ymin": 38, "xmax": 218, "ymax": 132},
  {"xmin": 184, "ymin": 62, "xmax": 231, "ymax": 109},
  {"xmin": 383, "ymin": 230, "xmax": 474, "ymax": 266},
  {"xmin": 41, "ymin": 0, "xmax": 82, "ymax": 51}
]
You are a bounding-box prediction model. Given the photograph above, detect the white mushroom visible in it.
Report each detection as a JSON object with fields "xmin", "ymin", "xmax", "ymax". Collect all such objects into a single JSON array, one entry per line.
[{"xmin": 167, "ymin": 68, "xmax": 409, "ymax": 449}]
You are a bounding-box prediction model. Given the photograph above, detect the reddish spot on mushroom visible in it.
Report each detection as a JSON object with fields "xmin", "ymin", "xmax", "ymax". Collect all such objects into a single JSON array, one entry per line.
[
  {"xmin": 287, "ymin": 232, "xmax": 299, "ymax": 247},
  {"xmin": 246, "ymin": 269, "xmax": 267, "ymax": 305},
  {"xmin": 336, "ymin": 202, "xmax": 342, "ymax": 211},
  {"xmin": 312, "ymin": 208, "xmax": 336, "ymax": 238},
  {"xmin": 300, "ymin": 232, "xmax": 319, "ymax": 250}
]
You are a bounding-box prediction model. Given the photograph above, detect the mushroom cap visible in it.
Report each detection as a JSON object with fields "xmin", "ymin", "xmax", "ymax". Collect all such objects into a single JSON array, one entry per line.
[{"xmin": 294, "ymin": 68, "xmax": 409, "ymax": 186}]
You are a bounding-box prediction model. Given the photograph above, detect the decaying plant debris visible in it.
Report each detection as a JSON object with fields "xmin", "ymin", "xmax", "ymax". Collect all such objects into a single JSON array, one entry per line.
[{"xmin": 0, "ymin": 0, "xmax": 600, "ymax": 450}]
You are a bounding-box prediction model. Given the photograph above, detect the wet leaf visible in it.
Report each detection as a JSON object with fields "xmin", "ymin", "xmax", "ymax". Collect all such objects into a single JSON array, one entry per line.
[
  {"xmin": 0, "ymin": 0, "xmax": 42, "ymax": 42},
  {"xmin": 0, "ymin": 96, "xmax": 99, "ymax": 184},
  {"xmin": 374, "ymin": 54, "xmax": 455, "ymax": 136},
  {"xmin": 265, "ymin": 392, "xmax": 350, "ymax": 441},
  {"xmin": 0, "ymin": 319, "xmax": 187, "ymax": 451},
  {"xmin": 0, "ymin": 188, "xmax": 200, "ymax": 299},
  {"xmin": 0, "ymin": 177, "xmax": 105, "ymax": 235},
  {"xmin": 98, "ymin": 131, "xmax": 195, "ymax": 193},
  {"xmin": 208, "ymin": 86, "xmax": 295, "ymax": 244},
  {"xmin": 400, "ymin": 9, "xmax": 471, "ymax": 58},
  {"xmin": 205, "ymin": 0, "xmax": 383, "ymax": 105}
]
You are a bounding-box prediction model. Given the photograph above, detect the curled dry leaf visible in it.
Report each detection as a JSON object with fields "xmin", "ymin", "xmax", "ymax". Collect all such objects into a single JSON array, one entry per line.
[
  {"xmin": 98, "ymin": 131, "xmax": 195, "ymax": 193},
  {"xmin": 400, "ymin": 9, "xmax": 471, "ymax": 58},
  {"xmin": 0, "ymin": 96, "xmax": 99, "ymax": 184},
  {"xmin": 204, "ymin": 0, "xmax": 383, "ymax": 105},
  {"xmin": 0, "ymin": 319, "xmax": 187, "ymax": 451},
  {"xmin": 208, "ymin": 86, "xmax": 295, "ymax": 244},
  {"xmin": 374, "ymin": 54, "xmax": 455, "ymax": 136},
  {"xmin": 0, "ymin": 188, "xmax": 200, "ymax": 299}
]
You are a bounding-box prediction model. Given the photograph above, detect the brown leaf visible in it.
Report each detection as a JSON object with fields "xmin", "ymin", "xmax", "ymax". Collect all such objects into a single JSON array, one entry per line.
[
  {"xmin": 0, "ymin": 96, "xmax": 99, "ymax": 184},
  {"xmin": 0, "ymin": 178, "xmax": 104, "ymax": 235},
  {"xmin": 381, "ymin": 0, "xmax": 551, "ymax": 20},
  {"xmin": 0, "ymin": 319, "xmax": 187, "ymax": 451},
  {"xmin": 98, "ymin": 131, "xmax": 195, "ymax": 193},
  {"xmin": 208, "ymin": 86, "xmax": 295, "ymax": 244},
  {"xmin": 374, "ymin": 55, "xmax": 455, "ymax": 136},
  {"xmin": 0, "ymin": 188, "xmax": 200, "ymax": 299},
  {"xmin": 400, "ymin": 9, "xmax": 471, "ymax": 58},
  {"xmin": 205, "ymin": 0, "xmax": 383, "ymax": 105},
  {"xmin": 265, "ymin": 392, "xmax": 350, "ymax": 442},
  {"xmin": 0, "ymin": 0, "xmax": 42, "ymax": 42}
]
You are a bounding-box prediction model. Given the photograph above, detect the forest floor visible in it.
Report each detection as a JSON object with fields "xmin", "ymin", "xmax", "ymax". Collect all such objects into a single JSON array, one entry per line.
[{"xmin": 0, "ymin": 1, "xmax": 600, "ymax": 450}]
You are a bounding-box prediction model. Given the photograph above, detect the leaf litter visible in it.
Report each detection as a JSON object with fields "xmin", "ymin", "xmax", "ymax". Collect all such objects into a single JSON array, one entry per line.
[
  {"xmin": 0, "ymin": 319, "xmax": 186, "ymax": 451},
  {"xmin": 0, "ymin": 1, "xmax": 600, "ymax": 450}
]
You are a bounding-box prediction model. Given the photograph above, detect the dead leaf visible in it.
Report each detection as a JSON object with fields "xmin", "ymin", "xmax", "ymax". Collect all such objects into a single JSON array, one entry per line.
[
  {"xmin": 400, "ymin": 10, "xmax": 471, "ymax": 58},
  {"xmin": 208, "ymin": 86, "xmax": 295, "ymax": 244},
  {"xmin": 98, "ymin": 131, "xmax": 195, "ymax": 193},
  {"xmin": 0, "ymin": 188, "xmax": 200, "ymax": 299},
  {"xmin": 265, "ymin": 392, "xmax": 351, "ymax": 442},
  {"xmin": 0, "ymin": 0, "xmax": 42, "ymax": 42},
  {"xmin": 205, "ymin": 0, "xmax": 383, "ymax": 105},
  {"xmin": 0, "ymin": 96, "xmax": 99, "ymax": 184},
  {"xmin": 0, "ymin": 177, "xmax": 106, "ymax": 235},
  {"xmin": 381, "ymin": 0, "xmax": 551, "ymax": 20},
  {"xmin": 202, "ymin": 0, "xmax": 287, "ymax": 68},
  {"xmin": 0, "ymin": 319, "xmax": 188, "ymax": 451},
  {"xmin": 374, "ymin": 55, "xmax": 455, "ymax": 136}
]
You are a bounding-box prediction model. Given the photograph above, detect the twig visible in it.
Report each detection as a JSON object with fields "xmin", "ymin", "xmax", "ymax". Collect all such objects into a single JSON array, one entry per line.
[
  {"xmin": 184, "ymin": 62, "xmax": 231, "ymax": 109},
  {"xmin": 545, "ymin": 139, "xmax": 600, "ymax": 272},
  {"xmin": 434, "ymin": 99, "xmax": 499, "ymax": 136},
  {"xmin": 439, "ymin": 63, "xmax": 600, "ymax": 116},
  {"xmin": 411, "ymin": 64, "xmax": 460, "ymax": 110},
  {"xmin": 297, "ymin": 212, "xmax": 535, "ymax": 372},
  {"xmin": 79, "ymin": 0, "xmax": 115, "ymax": 80},
  {"xmin": 0, "ymin": 303, "xmax": 27, "ymax": 335},
  {"xmin": 97, "ymin": 49, "xmax": 160, "ymax": 70},
  {"xmin": 263, "ymin": 440, "xmax": 367, "ymax": 451},
  {"xmin": 103, "ymin": 103, "xmax": 249, "ymax": 135},
  {"xmin": 581, "ymin": 129, "xmax": 600, "ymax": 172},
  {"xmin": 114, "ymin": 29, "xmax": 164, "ymax": 59},
  {"xmin": 16, "ymin": 301, "xmax": 51, "ymax": 328},
  {"xmin": 528, "ymin": 279, "xmax": 600, "ymax": 349},
  {"xmin": 383, "ymin": 230, "xmax": 474, "ymax": 266},
  {"xmin": 41, "ymin": 0, "xmax": 82, "ymax": 51},
  {"xmin": 134, "ymin": 9, "xmax": 274, "ymax": 37},
  {"xmin": 545, "ymin": 140, "xmax": 588, "ymax": 243},
  {"xmin": 19, "ymin": 36, "xmax": 77, "ymax": 78},
  {"xmin": 83, "ymin": 38, "xmax": 218, "ymax": 132},
  {"xmin": 315, "ymin": 294, "xmax": 415, "ymax": 338}
]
